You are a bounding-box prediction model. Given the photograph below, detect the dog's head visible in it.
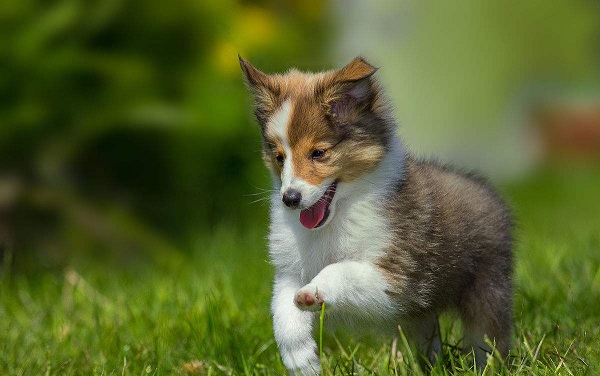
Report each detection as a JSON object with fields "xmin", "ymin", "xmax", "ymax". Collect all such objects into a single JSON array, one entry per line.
[{"xmin": 240, "ymin": 56, "xmax": 392, "ymax": 229}]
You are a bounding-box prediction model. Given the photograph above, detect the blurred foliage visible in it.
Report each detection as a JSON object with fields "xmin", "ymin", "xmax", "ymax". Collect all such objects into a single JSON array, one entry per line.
[
  {"xmin": 334, "ymin": 0, "xmax": 600, "ymax": 179},
  {"xmin": 0, "ymin": 0, "xmax": 331, "ymax": 271}
]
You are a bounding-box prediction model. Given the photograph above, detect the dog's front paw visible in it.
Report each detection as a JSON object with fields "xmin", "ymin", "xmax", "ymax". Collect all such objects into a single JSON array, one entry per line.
[
  {"xmin": 281, "ymin": 346, "xmax": 321, "ymax": 376},
  {"xmin": 294, "ymin": 284, "xmax": 324, "ymax": 311}
]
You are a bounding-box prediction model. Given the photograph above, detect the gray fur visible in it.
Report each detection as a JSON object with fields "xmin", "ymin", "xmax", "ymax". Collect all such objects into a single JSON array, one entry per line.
[{"xmin": 378, "ymin": 155, "xmax": 513, "ymax": 361}]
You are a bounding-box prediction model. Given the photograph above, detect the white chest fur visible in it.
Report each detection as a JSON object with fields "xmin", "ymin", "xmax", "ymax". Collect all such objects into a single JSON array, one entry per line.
[
  {"xmin": 268, "ymin": 137, "xmax": 404, "ymax": 283},
  {"xmin": 269, "ymin": 191, "xmax": 389, "ymax": 283}
]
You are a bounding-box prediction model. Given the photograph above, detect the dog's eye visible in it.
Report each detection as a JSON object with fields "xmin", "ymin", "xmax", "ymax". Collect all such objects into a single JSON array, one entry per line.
[
  {"xmin": 275, "ymin": 154, "xmax": 284, "ymax": 164},
  {"xmin": 310, "ymin": 149, "xmax": 326, "ymax": 160}
]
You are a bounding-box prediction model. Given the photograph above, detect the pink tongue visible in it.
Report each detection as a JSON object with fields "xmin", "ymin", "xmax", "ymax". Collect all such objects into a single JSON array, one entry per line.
[{"xmin": 300, "ymin": 200, "xmax": 328, "ymax": 229}]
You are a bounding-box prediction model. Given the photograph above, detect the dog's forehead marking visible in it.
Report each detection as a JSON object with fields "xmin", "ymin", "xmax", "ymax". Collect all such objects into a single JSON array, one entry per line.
[
  {"xmin": 269, "ymin": 99, "xmax": 293, "ymax": 146},
  {"xmin": 268, "ymin": 99, "xmax": 297, "ymax": 190}
]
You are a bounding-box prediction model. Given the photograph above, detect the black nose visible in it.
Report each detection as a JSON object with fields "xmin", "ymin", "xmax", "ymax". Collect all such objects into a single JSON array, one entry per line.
[{"xmin": 282, "ymin": 189, "xmax": 302, "ymax": 208}]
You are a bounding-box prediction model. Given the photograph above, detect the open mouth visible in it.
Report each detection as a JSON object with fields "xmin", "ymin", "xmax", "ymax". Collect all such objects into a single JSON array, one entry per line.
[{"xmin": 299, "ymin": 181, "xmax": 337, "ymax": 229}]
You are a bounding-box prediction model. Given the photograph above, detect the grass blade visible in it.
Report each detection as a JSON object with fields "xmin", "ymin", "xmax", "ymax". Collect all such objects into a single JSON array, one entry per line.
[{"xmin": 320, "ymin": 301, "xmax": 326, "ymax": 360}]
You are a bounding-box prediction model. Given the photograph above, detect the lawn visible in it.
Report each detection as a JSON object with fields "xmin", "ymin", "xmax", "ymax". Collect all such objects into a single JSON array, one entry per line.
[{"xmin": 1, "ymin": 165, "xmax": 599, "ymax": 375}]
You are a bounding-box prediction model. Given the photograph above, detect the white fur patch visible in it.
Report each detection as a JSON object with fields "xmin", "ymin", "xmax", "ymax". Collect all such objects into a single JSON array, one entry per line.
[{"xmin": 269, "ymin": 100, "xmax": 294, "ymax": 189}]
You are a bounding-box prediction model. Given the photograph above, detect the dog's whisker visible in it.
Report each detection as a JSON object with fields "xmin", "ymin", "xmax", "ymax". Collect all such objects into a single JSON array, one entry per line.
[
  {"xmin": 247, "ymin": 184, "xmax": 277, "ymax": 193},
  {"xmin": 248, "ymin": 196, "xmax": 272, "ymax": 205},
  {"xmin": 244, "ymin": 191, "xmax": 277, "ymax": 197}
]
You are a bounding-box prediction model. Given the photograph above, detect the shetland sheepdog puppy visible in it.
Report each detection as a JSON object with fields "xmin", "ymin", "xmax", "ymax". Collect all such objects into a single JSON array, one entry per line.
[{"xmin": 240, "ymin": 56, "xmax": 513, "ymax": 375}]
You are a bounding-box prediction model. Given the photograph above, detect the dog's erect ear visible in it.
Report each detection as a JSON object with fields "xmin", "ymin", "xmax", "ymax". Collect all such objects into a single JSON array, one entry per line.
[
  {"xmin": 239, "ymin": 55, "xmax": 280, "ymax": 126},
  {"xmin": 336, "ymin": 57, "xmax": 378, "ymax": 86},
  {"xmin": 324, "ymin": 57, "xmax": 378, "ymax": 119},
  {"xmin": 239, "ymin": 55, "xmax": 270, "ymax": 89}
]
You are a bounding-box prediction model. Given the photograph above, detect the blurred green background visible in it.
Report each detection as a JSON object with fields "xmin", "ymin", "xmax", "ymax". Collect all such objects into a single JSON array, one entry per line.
[
  {"xmin": 1, "ymin": 0, "xmax": 599, "ymax": 271},
  {"xmin": 1, "ymin": 1, "xmax": 600, "ymax": 374},
  {"xmin": 0, "ymin": 0, "xmax": 333, "ymax": 271}
]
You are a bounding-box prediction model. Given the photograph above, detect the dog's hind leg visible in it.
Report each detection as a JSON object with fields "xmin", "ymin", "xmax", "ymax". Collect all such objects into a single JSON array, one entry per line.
[
  {"xmin": 410, "ymin": 315, "xmax": 441, "ymax": 365},
  {"xmin": 459, "ymin": 273, "xmax": 512, "ymax": 370}
]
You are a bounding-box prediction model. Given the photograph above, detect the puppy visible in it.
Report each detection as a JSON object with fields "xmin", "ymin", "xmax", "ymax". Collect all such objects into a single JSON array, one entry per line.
[{"xmin": 240, "ymin": 56, "xmax": 513, "ymax": 375}]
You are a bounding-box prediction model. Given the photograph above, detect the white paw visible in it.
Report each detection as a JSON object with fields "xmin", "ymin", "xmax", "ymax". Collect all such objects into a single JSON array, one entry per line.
[
  {"xmin": 294, "ymin": 284, "xmax": 325, "ymax": 312},
  {"xmin": 282, "ymin": 346, "xmax": 321, "ymax": 375}
]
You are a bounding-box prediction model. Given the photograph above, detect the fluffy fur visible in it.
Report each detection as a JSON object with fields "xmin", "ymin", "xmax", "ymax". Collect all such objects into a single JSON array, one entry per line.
[{"xmin": 240, "ymin": 56, "xmax": 513, "ymax": 375}]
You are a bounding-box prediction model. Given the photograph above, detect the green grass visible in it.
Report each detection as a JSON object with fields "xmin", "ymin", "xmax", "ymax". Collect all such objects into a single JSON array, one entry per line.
[{"xmin": 1, "ymin": 165, "xmax": 599, "ymax": 375}]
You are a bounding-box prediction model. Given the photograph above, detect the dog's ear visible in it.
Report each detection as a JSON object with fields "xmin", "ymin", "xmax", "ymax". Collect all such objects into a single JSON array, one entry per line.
[
  {"xmin": 323, "ymin": 57, "xmax": 378, "ymax": 119},
  {"xmin": 239, "ymin": 55, "xmax": 280, "ymax": 126},
  {"xmin": 239, "ymin": 55, "xmax": 270, "ymax": 90}
]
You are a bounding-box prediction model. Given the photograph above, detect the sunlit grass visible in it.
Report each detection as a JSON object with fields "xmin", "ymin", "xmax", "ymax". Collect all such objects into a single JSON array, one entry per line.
[{"xmin": 1, "ymin": 165, "xmax": 599, "ymax": 375}]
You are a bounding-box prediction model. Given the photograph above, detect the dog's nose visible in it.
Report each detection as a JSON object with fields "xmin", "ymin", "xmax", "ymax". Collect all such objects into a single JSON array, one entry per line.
[{"xmin": 282, "ymin": 189, "xmax": 302, "ymax": 209}]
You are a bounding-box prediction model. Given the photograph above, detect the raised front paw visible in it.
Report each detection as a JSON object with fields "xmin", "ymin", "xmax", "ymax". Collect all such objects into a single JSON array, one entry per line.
[{"xmin": 294, "ymin": 284, "xmax": 324, "ymax": 311}]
